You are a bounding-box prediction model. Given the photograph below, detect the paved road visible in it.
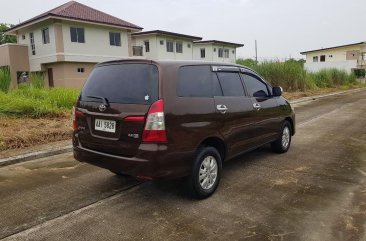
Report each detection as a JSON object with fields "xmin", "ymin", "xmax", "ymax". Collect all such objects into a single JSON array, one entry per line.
[{"xmin": 1, "ymin": 90, "xmax": 365, "ymax": 241}]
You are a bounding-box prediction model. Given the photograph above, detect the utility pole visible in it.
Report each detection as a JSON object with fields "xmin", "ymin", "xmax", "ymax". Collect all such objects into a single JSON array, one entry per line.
[{"xmin": 255, "ymin": 40, "xmax": 258, "ymax": 63}]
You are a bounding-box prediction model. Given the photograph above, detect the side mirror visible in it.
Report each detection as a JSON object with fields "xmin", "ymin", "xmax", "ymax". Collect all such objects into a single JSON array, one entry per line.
[{"xmin": 272, "ymin": 86, "xmax": 283, "ymax": 97}]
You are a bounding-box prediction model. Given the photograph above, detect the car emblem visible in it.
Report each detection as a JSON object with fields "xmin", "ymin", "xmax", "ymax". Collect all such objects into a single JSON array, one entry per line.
[{"xmin": 99, "ymin": 104, "xmax": 107, "ymax": 112}]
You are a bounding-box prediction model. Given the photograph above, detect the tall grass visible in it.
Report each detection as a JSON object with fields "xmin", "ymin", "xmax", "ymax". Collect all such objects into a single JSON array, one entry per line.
[
  {"xmin": 0, "ymin": 85, "xmax": 80, "ymax": 117},
  {"xmin": 29, "ymin": 72, "xmax": 45, "ymax": 89},
  {"xmin": 236, "ymin": 58, "xmax": 358, "ymax": 91},
  {"xmin": 0, "ymin": 67, "xmax": 11, "ymax": 93}
]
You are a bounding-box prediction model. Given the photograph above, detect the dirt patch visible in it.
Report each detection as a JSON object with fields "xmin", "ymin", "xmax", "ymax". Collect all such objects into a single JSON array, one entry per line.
[
  {"xmin": 283, "ymin": 87, "xmax": 345, "ymax": 100},
  {"xmin": 0, "ymin": 115, "xmax": 72, "ymax": 151}
]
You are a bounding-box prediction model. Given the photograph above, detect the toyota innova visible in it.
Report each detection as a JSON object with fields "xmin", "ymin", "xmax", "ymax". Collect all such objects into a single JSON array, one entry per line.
[{"xmin": 73, "ymin": 59, "xmax": 295, "ymax": 198}]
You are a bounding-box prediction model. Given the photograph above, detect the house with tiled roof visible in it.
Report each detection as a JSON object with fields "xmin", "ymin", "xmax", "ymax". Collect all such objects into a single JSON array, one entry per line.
[
  {"xmin": 0, "ymin": 1, "xmax": 244, "ymax": 88},
  {"xmin": 1, "ymin": 1, "xmax": 142, "ymax": 88}
]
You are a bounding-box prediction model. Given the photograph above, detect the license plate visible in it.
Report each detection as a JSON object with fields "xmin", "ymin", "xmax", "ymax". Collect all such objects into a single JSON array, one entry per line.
[{"xmin": 95, "ymin": 119, "xmax": 116, "ymax": 133}]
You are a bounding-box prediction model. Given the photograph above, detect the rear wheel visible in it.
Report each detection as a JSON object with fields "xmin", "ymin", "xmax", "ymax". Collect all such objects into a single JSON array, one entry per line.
[
  {"xmin": 187, "ymin": 146, "xmax": 222, "ymax": 199},
  {"xmin": 271, "ymin": 121, "xmax": 292, "ymax": 153}
]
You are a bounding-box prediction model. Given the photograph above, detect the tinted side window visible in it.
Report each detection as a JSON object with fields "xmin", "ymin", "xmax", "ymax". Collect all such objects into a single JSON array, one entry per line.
[
  {"xmin": 243, "ymin": 74, "xmax": 269, "ymax": 98},
  {"xmin": 177, "ymin": 66, "xmax": 221, "ymax": 97},
  {"xmin": 216, "ymin": 72, "xmax": 245, "ymax": 96}
]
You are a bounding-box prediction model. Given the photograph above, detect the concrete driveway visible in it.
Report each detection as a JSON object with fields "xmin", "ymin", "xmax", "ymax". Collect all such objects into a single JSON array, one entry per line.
[{"xmin": 0, "ymin": 90, "xmax": 365, "ymax": 241}]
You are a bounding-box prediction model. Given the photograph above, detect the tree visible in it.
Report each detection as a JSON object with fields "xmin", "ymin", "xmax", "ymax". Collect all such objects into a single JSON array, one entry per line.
[{"xmin": 0, "ymin": 23, "xmax": 17, "ymax": 45}]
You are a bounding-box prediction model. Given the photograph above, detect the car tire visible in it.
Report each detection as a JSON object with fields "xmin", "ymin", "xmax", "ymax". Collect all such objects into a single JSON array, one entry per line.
[
  {"xmin": 187, "ymin": 146, "xmax": 222, "ymax": 199},
  {"xmin": 271, "ymin": 120, "xmax": 292, "ymax": 153}
]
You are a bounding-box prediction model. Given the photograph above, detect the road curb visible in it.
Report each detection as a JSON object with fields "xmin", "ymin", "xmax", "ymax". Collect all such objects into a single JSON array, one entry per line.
[
  {"xmin": 290, "ymin": 87, "xmax": 366, "ymax": 105},
  {"xmin": 1, "ymin": 87, "xmax": 365, "ymax": 167},
  {"xmin": 0, "ymin": 145, "xmax": 73, "ymax": 167}
]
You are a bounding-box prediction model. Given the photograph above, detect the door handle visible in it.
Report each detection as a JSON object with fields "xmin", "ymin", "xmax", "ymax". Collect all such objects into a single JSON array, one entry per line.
[
  {"xmin": 253, "ymin": 103, "xmax": 261, "ymax": 111},
  {"xmin": 216, "ymin": 104, "xmax": 228, "ymax": 114}
]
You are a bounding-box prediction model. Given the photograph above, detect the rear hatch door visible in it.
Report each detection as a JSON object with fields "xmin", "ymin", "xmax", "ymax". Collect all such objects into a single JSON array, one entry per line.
[{"xmin": 76, "ymin": 62, "xmax": 159, "ymax": 157}]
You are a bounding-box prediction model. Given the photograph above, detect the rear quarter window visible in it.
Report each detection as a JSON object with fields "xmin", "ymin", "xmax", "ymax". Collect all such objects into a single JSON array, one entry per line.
[
  {"xmin": 80, "ymin": 63, "xmax": 158, "ymax": 104},
  {"xmin": 177, "ymin": 65, "xmax": 222, "ymax": 97}
]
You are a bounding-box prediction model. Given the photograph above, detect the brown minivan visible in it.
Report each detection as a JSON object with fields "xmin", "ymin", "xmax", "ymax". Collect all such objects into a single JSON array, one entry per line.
[{"xmin": 73, "ymin": 59, "xmax": 295, "ymax": 198}]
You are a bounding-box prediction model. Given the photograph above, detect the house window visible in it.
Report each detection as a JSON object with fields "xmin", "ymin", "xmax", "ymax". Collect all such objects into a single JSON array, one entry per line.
[
  {"xmin": 70, "ymin": 27, "xmax": 85, "ymax": 43},
  {"xmin": 200, "ymin": 48, "xmax": 205, "ymax": 58},
  {"xmin": 166, "ymin": 40, "xmax": 174, "ymax": 52},
  {"xmin": 232, "ymin": 50, "xmax": 235, "ymax": 54},
  {"xmin": 29, "ymin": 32, "xmax": 35, "ymax": 55},
  {"xmin": 224, "ymin": 49, "xmax": 229, "ymax": 58},
  {"xmin": 313, "ymin": 56, "xmax": 318, "ymax": 62},
  {"xmin": 160, "ymin": 40, "xmax": 164, "ymax": 45},
  {"xmin": 42, "ymin": 28, "xmax": 50, "ymax": 44},
  {"xmin": 22, "ymin": 35, "xmax": 25, "ymax": 40},
  {"xmin": 214, "ymin": 48, "xmax": 216, "ymax": 52},
  {"xmin": 320, "ymin": 55, "xmax": 326, "ymax": 62},
  {"xmin": 77, "ymin": 68, "xmax": 85, "ymax": 73},
  {"xmin": 187, "ymin": 43, "xmax": 191, "ymax": 48},
  {"xmin": 176, "ymin": 41, "xmax": 183, "ymax": 53},
  {"xmin": 133, "ymin": 46, "xmax": 143, "ymax": 56},
  {"xmin": 218, "ymin": 48, "xmax": 223, "ymax": 58},
  {"xmin": 144, "ymin": 40, "xmax": 150, "ymax": 52},
  {"xmin": 109, "ymin": 32, "xmax": 121, "ymax": 46}
]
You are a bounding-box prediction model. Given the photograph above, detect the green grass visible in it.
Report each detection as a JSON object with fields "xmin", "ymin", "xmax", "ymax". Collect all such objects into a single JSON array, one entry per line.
[
  {"xmin": 236, "ymin": 58, "xmax": 358, "ymax": 91},
  {"xmin": 0, "ymin": 67, "xmax": 11, "ymax": 93},
  {"xmin": 0, "ymin": 85, "xmax": 80, "ymax": 117}
]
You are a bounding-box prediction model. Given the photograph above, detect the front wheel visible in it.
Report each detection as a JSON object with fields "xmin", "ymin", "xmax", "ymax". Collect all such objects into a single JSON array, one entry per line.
[
  {"xmin": 186, "ymin": 146, "xmax": 222, "ymax": 199},
  {"xmin": 271, "ymin": 121, "xmax": 292, "ymax": 153}
]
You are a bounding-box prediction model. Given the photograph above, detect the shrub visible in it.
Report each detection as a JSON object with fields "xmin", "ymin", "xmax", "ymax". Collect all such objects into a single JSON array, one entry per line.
[
  {"xmin": 29, "ymin": 72, "xmax": 45, "ymax": 89},
  {"xmin": 0, "ymin": 67, "xmax": 11, "ymax": 93},
  {"xmin": 353, "ymin": 69, "xmax": 366, "ymax": 78}
]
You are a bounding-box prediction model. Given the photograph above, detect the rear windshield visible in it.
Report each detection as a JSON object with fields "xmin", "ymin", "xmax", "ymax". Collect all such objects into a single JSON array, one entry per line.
[{"xmin": 80, "ymin": 63, "xmax": 159, "ymax": 104}]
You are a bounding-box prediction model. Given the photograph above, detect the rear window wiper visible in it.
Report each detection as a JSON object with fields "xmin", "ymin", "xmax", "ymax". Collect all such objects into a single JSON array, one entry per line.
[{"xmin": 86, "ymin": 95, "xmax": 110, "ymax": 106}]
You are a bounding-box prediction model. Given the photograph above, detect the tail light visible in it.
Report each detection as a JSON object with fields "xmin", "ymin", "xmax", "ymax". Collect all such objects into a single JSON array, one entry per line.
[
  {"xmin": 142, "ymin": 99, "xmax": 167, "ymax": 143},
  {"xmin": 72, "ymin": 106, "xmax": 84, "ymax": 130}
]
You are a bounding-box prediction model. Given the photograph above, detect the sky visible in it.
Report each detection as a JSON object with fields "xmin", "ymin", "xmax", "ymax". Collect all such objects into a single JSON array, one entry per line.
[{"xmin": 1, "ymin": 0, "xmax": 365, "ymax": 60}]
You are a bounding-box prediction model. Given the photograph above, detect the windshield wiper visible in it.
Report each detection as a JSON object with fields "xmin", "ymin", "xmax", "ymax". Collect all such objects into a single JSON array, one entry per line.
[{"xmin": 86, "ymin": 95, "xmax": 110, "ymax": 106}]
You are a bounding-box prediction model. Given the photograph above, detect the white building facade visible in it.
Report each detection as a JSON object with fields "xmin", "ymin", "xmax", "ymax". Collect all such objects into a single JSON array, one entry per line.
[
  {"xmin": 301, "ymin": 42, "xmax": 366, "ymax": 73},
  {"xmin": 1, "ymin": 1, "xmax": 244, "ymax": 88},
  {"xmin": 193, "ymin": 40, "xmax": 243, "ymax": 64}
]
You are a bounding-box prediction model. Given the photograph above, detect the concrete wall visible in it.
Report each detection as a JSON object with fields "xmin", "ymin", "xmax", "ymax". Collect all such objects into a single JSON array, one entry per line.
[
  {"xmin": 61, "ymin": 21, "xmax": 129, "ymax": 63},
  {"xmin": 17, "ymin": 19, "xmax": 57, "ymax": 72},
  {"xmin": 193, "ymin": 43, "xmax": 213, "ymax": 61},
  {"xmin": 193, "ymin": 44, "xmax": 237, "ymax": 63},
  {"xmin": 0, "ymin": 44, "xmax": 30, "ymax": 87},
  {"xmin": 44, "ymin": 62, "xmax": 95, "ymax": 88},
  {"xmin": 304, "ymin": 60, "xmax": 358, "ymax": 73},
  {"xmin": 132, "ymin": 35, "xmax": 195, "ymax": 60},
  {"xmin": 304, "ymin": 45, "xmax": 364, "ymax": 63}
]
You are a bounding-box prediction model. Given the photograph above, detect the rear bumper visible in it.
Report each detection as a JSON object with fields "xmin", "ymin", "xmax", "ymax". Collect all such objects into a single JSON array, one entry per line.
[{"xmin": 73, "ymin": 139, "xmax": 194, "ymax": 179}]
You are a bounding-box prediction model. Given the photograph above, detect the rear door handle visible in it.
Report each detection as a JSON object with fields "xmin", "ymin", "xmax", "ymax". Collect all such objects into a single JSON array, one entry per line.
[
  {"xmin": 216, "ymin": 104, "xmax": 228, "ymax": 114},
  {"xmin": 253, "ymin": 103, "xmax": 261, "ymax": 111}
]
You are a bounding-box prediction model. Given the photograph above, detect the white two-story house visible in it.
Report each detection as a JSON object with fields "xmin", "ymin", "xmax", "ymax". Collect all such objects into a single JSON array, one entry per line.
[
  {"xmin": 2, "ymin": 1, "xmax": 142, "ymax": 88},
  {"xmin": 301, "ymin": 42, "xmax": 366, "ymax": 73}
]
